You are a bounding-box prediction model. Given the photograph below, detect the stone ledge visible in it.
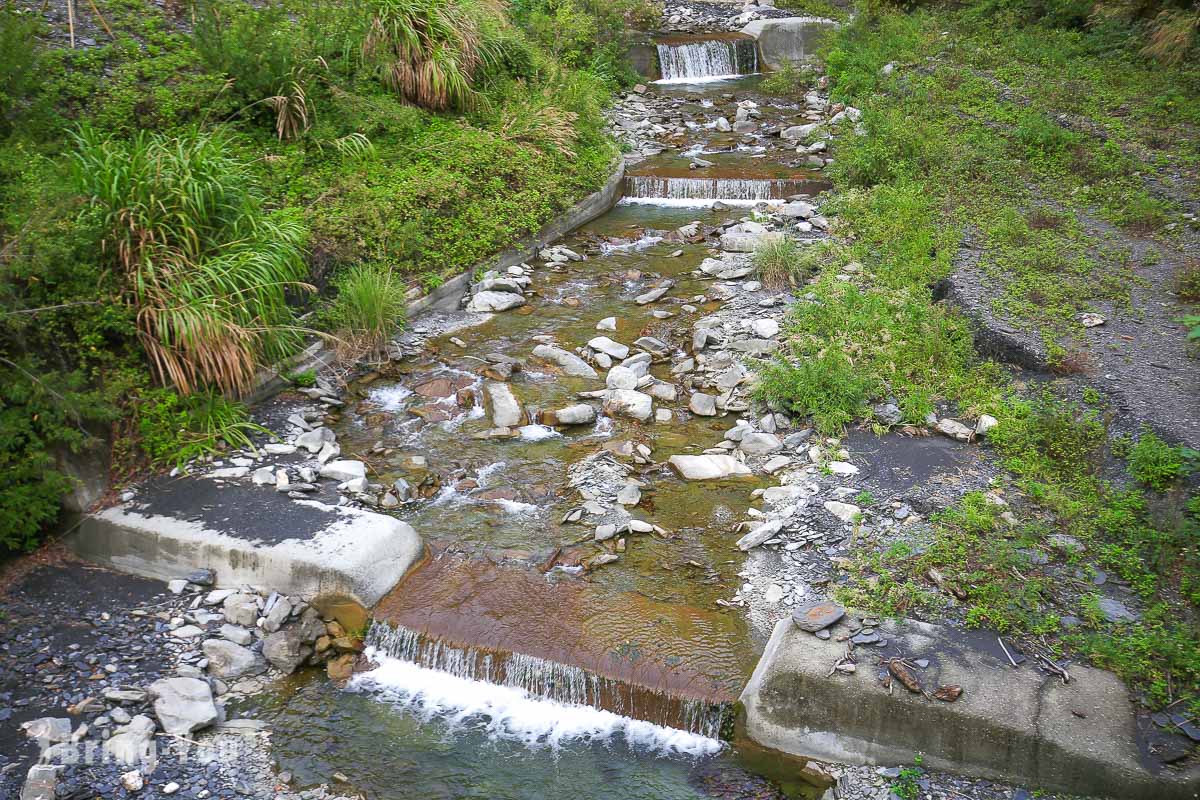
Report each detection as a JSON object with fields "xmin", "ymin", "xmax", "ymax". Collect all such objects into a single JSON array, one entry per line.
[
  {"xmin": 740, "ymin": 17, "xmax": 839, "ymax": 70},
  {"xmin": 69, "ymin": 484, "xmax": 421, "ymax": 607},
  {"xmin": 740, "ymin": 616, "xmax": 1200, "ymax": 799}
]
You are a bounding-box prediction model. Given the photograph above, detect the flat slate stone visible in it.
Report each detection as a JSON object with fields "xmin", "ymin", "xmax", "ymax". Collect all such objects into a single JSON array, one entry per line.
[{"xmin": 791, "ymin": 600, "xmax": 845, "ymax": 632}]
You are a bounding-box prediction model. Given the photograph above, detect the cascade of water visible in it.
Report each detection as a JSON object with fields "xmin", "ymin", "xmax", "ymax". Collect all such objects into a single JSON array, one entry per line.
[
  {"xmin": 655, "ymin": 39, "xmax": 758, "ymax": 82},
  {"xmin": 623, "ymin": 175, "xmax": 803, "ymax": 203},
  {"xmin": 365, "ymin": 620, "xmax": 729, "ymax": 739}
]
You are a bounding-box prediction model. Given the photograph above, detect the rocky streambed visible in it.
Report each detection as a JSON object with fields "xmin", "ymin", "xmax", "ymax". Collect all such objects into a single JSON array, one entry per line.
[{"xmin": 3, "ymin": 16, "xmax": 1164, "ymax": 800}]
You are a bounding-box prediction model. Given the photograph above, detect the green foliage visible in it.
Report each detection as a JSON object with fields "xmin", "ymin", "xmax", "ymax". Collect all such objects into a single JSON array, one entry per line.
[
  {"xmin": 0, "ymin": 3, "xmax": 41, "ymax": 134},
  {"xmin": 135, "ymin": 388, "xmax": 268, "ymax": 468},
  {"xmin": 193, "ymin": 0, "xmax": 301, "ymax": 109},
  {"xmin": 71, "ymin": 126, "xmax": 311, "ymax": 395},
  {"xmin": 759, "ymin": 349, "xmax": 872, "ymax": 434},
  {"xmin": 1176, "ymin": 260, "xmax": 1200, "ymax": 303},
  {"xmin": 1126, "ymin": 428, "xmax": 1194, "ymax": 490},
  {"xmin": 889, "ymin": 754, "xmax": 924, "ymax": 800},
  {"xmin": 287, "ymin": 368, "xmax": 317, "ymax": 387},
  {"xmin": 759, "ymin": 62, "xmax": 814, "ymax": 97},
  {"xmin": 325, "ymin": 262, "xmax": 408, "ymax": 353}
]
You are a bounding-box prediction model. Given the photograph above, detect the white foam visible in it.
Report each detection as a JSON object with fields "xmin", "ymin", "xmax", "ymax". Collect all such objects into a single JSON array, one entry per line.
[
  {"xmin": 518, "ymin": 424, "xmax": 561, "ymax": 442},
  {"xmin": 617, "ymin": 198, "xmax": 760, "ymax": 208},
  {"xmin": 492, "ymin": 498, "xmax": 540, "ymax": 515},
  {"xmin": 475, "ymin": 461, "xmax": 508, "ymax": 486},
  {"xmin": 351, "ymin": 652, "xmax": 722, "ymax": 756},
  {"xmin": 369, "ymin": 384, "xmax": 413, "ymax": 411},
  {"xmin": 600, "ymin": 236, "xmax": 664, "ymax": 255}
]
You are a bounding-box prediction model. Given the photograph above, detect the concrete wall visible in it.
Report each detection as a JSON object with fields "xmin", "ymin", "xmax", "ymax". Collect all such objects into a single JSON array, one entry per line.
[
  {"xmin": 741, "ymin": 17, "xmax": 839, "ymax": 70},
  {"xmin": 741, "ymin": 617, "xmax": 1200, "ymax": 799}
]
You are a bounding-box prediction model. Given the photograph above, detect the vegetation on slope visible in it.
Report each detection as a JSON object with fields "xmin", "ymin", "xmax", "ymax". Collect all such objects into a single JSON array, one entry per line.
[
  {"xmin": 758, "ymin": 1, "xmax": 1200, "ymax": 714},
  {"xmin": 0, "ymin": 0, "xmax": 653, "ymax": 551}
]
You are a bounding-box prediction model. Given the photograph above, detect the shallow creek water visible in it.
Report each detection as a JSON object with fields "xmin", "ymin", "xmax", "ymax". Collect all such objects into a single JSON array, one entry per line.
[{"xmin": 243, "ymin": 42, "xmax": 833, "ymax": 800}]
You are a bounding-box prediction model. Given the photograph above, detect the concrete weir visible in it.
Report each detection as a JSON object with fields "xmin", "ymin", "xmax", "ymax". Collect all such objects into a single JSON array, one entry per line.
[
  {"xmin": 69, "ymin": 476, "xmax": 421, "ymax": 607},
  {"xmin": 740, "ymin": 617, "xmax": 1200, "ymax": 799}
]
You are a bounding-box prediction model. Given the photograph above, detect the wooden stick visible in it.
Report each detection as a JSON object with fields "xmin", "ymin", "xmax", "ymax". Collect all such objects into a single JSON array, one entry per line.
[
  {"xmin": 67, "ymin": 0, "xmax": 75, "ymax": 48},
  {"xmin": 997, "ymin": 636, "xmax": 1019, "ymax": 668},
  {"xmin": 86, "ymin": 0, "xmax": 114, "ymax": 39}
]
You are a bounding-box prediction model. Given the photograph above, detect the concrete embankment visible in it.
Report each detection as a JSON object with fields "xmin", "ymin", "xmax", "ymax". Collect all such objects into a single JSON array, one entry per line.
[{"xmin": 740, "ymin": 616, "xmax": 1200, "ymax": 799}]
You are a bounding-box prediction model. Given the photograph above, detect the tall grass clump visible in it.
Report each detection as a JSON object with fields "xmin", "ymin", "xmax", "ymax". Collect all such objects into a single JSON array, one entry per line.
[
  {"xmin": 71, "ymin": 126, "xmax": 311, "ymax": 396},
  {"xmin": 752, "ymin": 237, "xmax": 812, "ymax": 288},
  {"xmin": 136, "ymin": 388, "xmax": 268, "ymax": 468},
  {"xmin": 362, "ymin": 0, "xmax": 502, "ymax": 110},
  {"xmin": 327, "ymin": 263, "xmax": 408, "ymax": 358}
]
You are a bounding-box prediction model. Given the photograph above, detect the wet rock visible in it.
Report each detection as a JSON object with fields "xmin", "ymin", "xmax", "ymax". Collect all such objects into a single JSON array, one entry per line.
[
  {"xmin": 202, "ymin": 639, "xmax": 268, "ymax": 679},
  {"xmin": 596, "ymin": 317, "xmax": 618, "ymax": 331},
  {"xmin": 547, "ymin": 403, "xmax": 596, "ymax": 425},
  {"xmin": 740, "ymin": 432, "xmax": 783, "ymax": 455},
  {"xmin": 689, "ymin": 392, "xmax": 718, "ymax": 416},
  {"xmin": 737, "ymin": 519, "xmax": 783, "ymax": 551},
  {"xmin": 635, "ymin": 284, "xmax": 672, "ymax": 305},
  {"xmin": 319, "ymin": 459, "xmax": 367, "ymax": 482},
  {"xmin": 589, "ymin": 336, "xmax": 630, "ymax": 360},
  {"xmin": 595, "ymin": 524, "xmax": 617, "ymax": 542},
  {"xmin": 262, "ymin": 628, "xmax": 312, "ymax": 674},
  {"xmin": 792, "ymin": 600, "xmax": 845, "ymax": 632},
  {"xmin": 485, "ymin": 381, "xmax": 523, "ymax": 428},
  {"xmin": 669, "ymin": 454, "xmax": 752, "ymax": 480},
  {"xmin": 148, "ymin": 677, "xmax": 217, "ymax": 736},
  {"xmin": 532, "ymin": 344, "xmax": 598, "ymax": 378},
  {"xmin": 466, "ymin": 291, "xmax": 526, "ymax": 313},
  {"xmin": 604, "ymin": 389, "xmax": 654, "ymax": 421}
]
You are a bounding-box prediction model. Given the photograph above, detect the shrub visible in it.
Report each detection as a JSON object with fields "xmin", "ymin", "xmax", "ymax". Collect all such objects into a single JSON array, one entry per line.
[
  {"xmin": 326, "ymin": 263, "xmax": 408, "ymax": 357},
  {"xmin": 71, "ymin": 126, "xmax": 312, "ymax": 396},
  {"xmin": 1127, "ymin": 428, "xmax": 1192, "ymax": 490},
  {"xmin": 758, "ymin": 349, "xmax": 872, "ymax": 433},
  {"xmin": 1174, "ymin": 259, "xmax": 1200, "ymax": 302},
  {"xmin": 760, "ymin": 62, "xmax": 814, "ymax": 96},
  {"xmin": 136, "ymin": 388, "xmax": 268, "ymax": 468},
  {"xmin": 0, "ymin": 3, "xmax": 40, "ymax": 134},
  {"xmin": 193, "ymin": 0, "xmax": 299, "ymax": 107}
]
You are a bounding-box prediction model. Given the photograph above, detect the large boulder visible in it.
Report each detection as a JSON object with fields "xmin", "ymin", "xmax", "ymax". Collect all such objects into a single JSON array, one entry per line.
[
  {"xmin": 741, "ymin": 17, "xmax": 839, "ymax": 70},
  {"xmin": 263, "ymin": 628, "xmax": 312, "ymax": 674},
  {"xmin": 148, "ymin": 677, "xmax": 218, "ymax": 736},
  {"xmin": 546, "ymin": 403, "xmax": 597, "ymax": 426},
  {"xmin": 669, "ymin": 454, "xmax": 753, "ymax": 480},
  {"xmin": 202, "ymin": 638, "xmax": 268, "ymax": 680},
  {"xmin": 466, "ymin": 291, "xmax": 526, "ymax": 313},
  {"xmin": 603, "ymin": 390, "xmax": 654, "ymax": 422},
  {"xmin": 485, "ymin": 381, "xmax": 523, "ymax": 428},
  {"xmin": 532, "ymin": 345, "xmax": 598, "ymax": 378}
]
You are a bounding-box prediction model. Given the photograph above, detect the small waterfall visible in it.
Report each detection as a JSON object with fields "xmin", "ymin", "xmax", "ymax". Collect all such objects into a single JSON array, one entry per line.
[
  {"xmin": 656, "ymin": 38, "xmax": 758, "ymax": 82},
  {"xmin": 622, "ymin": 175, "xmax": 806, "ymax": 205},
  {"xmin": 365, "ymin": 620, "xmax": 730, "ymax": 740}
]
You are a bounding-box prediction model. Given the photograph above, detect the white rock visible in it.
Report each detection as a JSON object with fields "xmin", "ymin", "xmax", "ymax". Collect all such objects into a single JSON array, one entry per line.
[
  {"xmin": 596, "ymin": 317, "xmax": 618, "ymax": 331},
  {"xmin": 823, "ymin": 501, "xmax": 861, "ymax": 524},
  {"xmin": 532, "ymin": 344, "xmax": 598, "ymax": 378},
  {"xmin": 736, "ymin": 519, "xmax": 783, "ymax": 550},
  {"xmin": 975, "ymin": 414, "xmax": 998, "ymax": 435},
  {"xmin": 319, "ymin": 460, "xmax": 366, "ymax": 482},
  {"xmin": 936, "ymin": 418, "xmax": 973, "ymax": 442},
  {"xmin": 603, "ymin": 390, "xmax": 653, "ymax": 422},
  {"xmin": 669, "ymin": 454, "xmax": 752, "ymax": 480},
  {"xmin": 485, "ymin": 381, "xmax": 523, "ymax": 428},
  {"xmin": 751, "ymin": 318, "xmax": 780, "ymax": 338},
  {"xmin": 588, "ymin": 336, "xmax": 630, "ymax": 360},
  {"xmin": 121, "ymin": 771, "xmax": 144, "ymax": 792},
  {"xmin": 466, "ymin": 291, "xmax": 526, "ymax": 313},
  {"xmin": 827, "ymin": 461, "xmax": 859, "ymax": 476},
  {"xmin": 549, "ymin": 404, "xmax": 596, "ymax": 425}
]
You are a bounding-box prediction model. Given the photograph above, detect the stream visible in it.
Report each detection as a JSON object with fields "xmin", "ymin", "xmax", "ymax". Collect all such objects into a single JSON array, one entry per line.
[{"xmin": 242, "ymin": 36, "xmax": 834, "ymax": 800}]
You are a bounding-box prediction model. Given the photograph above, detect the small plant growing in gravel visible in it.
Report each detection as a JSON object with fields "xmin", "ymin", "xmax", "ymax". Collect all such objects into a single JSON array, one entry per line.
[
  {"xmin": 890, "ymin": 754, "xmax": 924, "ymax": 800},
  {"xmin": 1127, "ymin": 428, "xmax": 1194, "ymax": 491},
  {"xmin": 752, "ymin": 238, "xmax": 808, "ymax": 288},
  {"xmin": 1175, "ymin": 260, "xmax": 1200, "ymax": 303},
  {"xmin": 855, "ymin": 490, "xmax": 876, "ymax": 506}
]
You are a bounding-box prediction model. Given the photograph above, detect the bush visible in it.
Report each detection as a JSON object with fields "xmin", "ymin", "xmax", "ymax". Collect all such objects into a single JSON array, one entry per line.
[
  {"xmin": 193, "ymin": 0, "xmax": 300, "ymax": 108},
  {"xmin": 326, "ymin": 263, "xmax": 408, "ymax": 357},
  {"xmin": 760, "ymin": 62, "xmax": 814, "ymax": 97},
  {"xmin": 758, "ymin": 349, "xmax": 872, "ymax": 433},
  {"xmin": 1127, "ymin": 428, "xmax": 1193, "ymax": 490},
  {"xmin": 1176, "ymin": 260, "xmax": 1200, "ymax": 303},
  {"xmin": 136, "ymin": 388, "xmax": 267, "ymax": 468},
  {"xmin": 0, "ymin": 3, "xmax": 41, "ymax": 134}
]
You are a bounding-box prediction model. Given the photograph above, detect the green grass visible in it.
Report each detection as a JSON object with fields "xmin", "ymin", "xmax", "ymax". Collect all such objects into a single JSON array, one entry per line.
[{"xmin": 325, "ymin": 262, "xmax": 409, "ymax": 356}]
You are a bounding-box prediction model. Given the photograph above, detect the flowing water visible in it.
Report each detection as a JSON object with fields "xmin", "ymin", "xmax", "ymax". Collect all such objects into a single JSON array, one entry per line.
[
  {"xmin": 243, "ymin": 43, "xmax": 833, "ymax": 800},
  {"xmin": 655, "ymin": 35, "xmax": 759, "ymax": 83}
]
